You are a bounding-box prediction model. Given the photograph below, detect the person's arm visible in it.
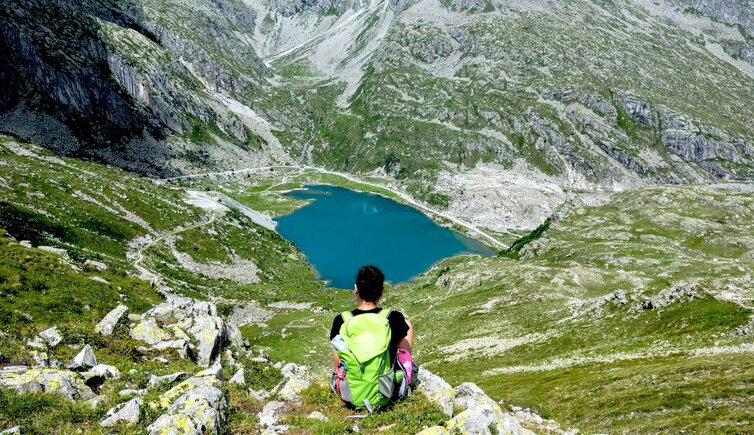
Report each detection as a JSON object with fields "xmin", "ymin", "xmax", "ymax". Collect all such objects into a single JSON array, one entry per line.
[
  {"xmin": 333, "ymin": 348, "xmax": 342, "ymax": 371},
  {"xmin": 398, "ymin": 318, "xmax": 413, "ymax": 353}
]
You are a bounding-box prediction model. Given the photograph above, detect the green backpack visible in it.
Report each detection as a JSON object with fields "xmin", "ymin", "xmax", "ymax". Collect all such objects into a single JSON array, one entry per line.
[{"xmin": 331, "ymin": 309, "xmax": 395, "ymax": 412}]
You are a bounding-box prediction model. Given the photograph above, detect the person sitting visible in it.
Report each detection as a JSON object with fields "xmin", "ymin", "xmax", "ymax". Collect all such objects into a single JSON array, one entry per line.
[{"xmin": 329, "ymin": 265, "xmax": 416, "ymax": 412}]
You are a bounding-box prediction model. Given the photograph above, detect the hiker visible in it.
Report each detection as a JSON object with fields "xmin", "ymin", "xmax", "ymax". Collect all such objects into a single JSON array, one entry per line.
[{"xmin": 329, "ymin": 265, "xmax": 417, "ymax": 413}]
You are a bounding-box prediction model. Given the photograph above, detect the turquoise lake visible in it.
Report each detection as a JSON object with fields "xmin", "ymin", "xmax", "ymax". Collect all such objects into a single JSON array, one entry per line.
[{"xmin": 275, "ymin": 185, "xmax": 494, "ymax": 288}]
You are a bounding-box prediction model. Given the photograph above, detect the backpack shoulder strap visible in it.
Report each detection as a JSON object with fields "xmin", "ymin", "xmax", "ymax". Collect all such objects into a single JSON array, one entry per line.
[
  {"xmin": 381, "ymin": 308, "xmax": 392, "ymax": 319},
  {"xmin": 341, "ymin": 311, "xmax": 353, "ymax": 323}
]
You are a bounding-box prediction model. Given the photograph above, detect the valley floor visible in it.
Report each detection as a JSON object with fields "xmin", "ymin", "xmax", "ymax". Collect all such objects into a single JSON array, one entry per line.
[{"xmin": 1, "ymin": 135, "xmax": 753, "ymax": 433}]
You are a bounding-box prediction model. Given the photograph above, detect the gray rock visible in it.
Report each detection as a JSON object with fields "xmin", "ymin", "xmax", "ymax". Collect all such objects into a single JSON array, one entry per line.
[
  {"xmin": 415, "ymin": 427, "xmax": 450, "ymax": 435},
  {"xmin": 38, "ymin": 246, "xmax": 69, "ymax": 259},
  {"xmin": 258, "ymin": 401, "xmax": 286, "ymax": 427},
  {"xmin": 86, "ymin": 395, "xmax": 111, "ymax": 409},
  {"xmin": 100, "ymin": 398, "xmax": 142, "ymax": 428},
  {"xmin": 118, "ymin": 388, "xmax": 147, "ymax": 397},
  {"xmin": 67, "ymin": 345, "xmax": 97, "ymax": 371},
  {"xmin": 453, "ymin": 382, "xmax": 502, "ymax": 413},
  {"xmin": 0, "ymin": 426, "xmax": 22, "ymax": 434},
  {"xmin": 0, "ymin": 366, "xmax": 94, "ymax": 401},
  {"xmin": 445, "ymin": 404, "xmax": 534, "ymax": 435},
  {"xmin": 262, "ymin": 425, "xmax": 290, "ymax": 435},
  {"xmin": 130, "ymin": 318, "xmax": 170, "ymax": 345},
  {"xmin": 307, "ymin": 411, "xmax": 327, "ymax": 421},
  {"xmin": 95, "ymin": 305, "xmax": 129, "ymax": 336},
  {"xmin": 147, "ymin": 365, "xmax": 227, "ymax": 435},
  {"xmin": 188, "ymin": 314, "xmax": 227, "ymax": 367},
  {"xmin": 39, "ymin": 327, "xmax": 62, "ymax": 347},
  {"xmin": 276, "ymin": 363, "xmax": 310, "ymax": 402},
  {"xmin": 84, "ymin": 259, "xmax": 108, "ymax": 271},
  {"xmin": 416, "ymin": 367, "xmax": 454, "ymax": 417},
  {"xmin": 229, "ymin": 368, "xmax": 245, "ymax": 385},
  {"xmin": 148, "ymin": 372, "xmax": 191, "ymax": 388},
  {"xmin": 19, "ymin": 240, "xmax": 32, "ymax": 248},
  {"xmin": 83, "ymin": 364, "xmax": 121, "ymax": 383}
]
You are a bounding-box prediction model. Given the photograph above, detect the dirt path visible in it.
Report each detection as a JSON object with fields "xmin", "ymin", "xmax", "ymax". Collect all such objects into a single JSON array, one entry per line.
[
  {"xmin": 132, "ymin": 212, "xmax": 217, "ymax": 285},
  {"xmin": 161, "ymin": 166, "xmax": 509, "ymax": 249}
]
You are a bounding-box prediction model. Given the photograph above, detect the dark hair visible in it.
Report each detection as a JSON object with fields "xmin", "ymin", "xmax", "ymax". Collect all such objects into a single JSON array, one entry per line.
[{"xmin": 356, "ymin": 265, "xmax": 384, "ymax": 302}]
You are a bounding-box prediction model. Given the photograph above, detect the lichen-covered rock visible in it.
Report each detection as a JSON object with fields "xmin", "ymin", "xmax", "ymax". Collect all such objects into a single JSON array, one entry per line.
[
  {"xmin": 86, "ymin": 395, "xmax": 111, "ymax": 410},
  {"xmin": 100, "ymin": 398, "xmax": 142, "ymax": 428},
  {"xmin": 0, "ymin": 366, "xmax": 94, "ymax": 401},
  {"xmin": 188, "ymin": 315, "xmax": 226, "ymax": 367},
  {"xmin": 415, "ymin": 426, "xmax": 450, "ymax": 435},
  {"xmin": 276, "ymin": 363, "xmax": 310, "ymax": 402},
  {"xmin": 95, "ymin": 305, "xmax": 129, "ymax": 336},
  {"xmin": 66, "ymin": 345, "xmax": 97, "ymax": 371},
  {"xmin": 445, "ymin": 404, "xmax": 534, "ymax": 435},
  {"xmin": 130, "ymin": 318, "xmax": 170, "ymax": 345},
  {"xmin": 453, "ymin": 382, "xmax": 502, "ymax": 413},
  {"xmin": 307, "ymin": 411, "xmax": 327, "ymax": 421},
  {"xmin": 152, "ymin": 364, "xmax": 223, "ymax": 410},
  {"xmin": 39, "ymin": 327, "xmax": 62, "ymax": 347},
  {"xmin": 258, "ymin": 401, "xmax": 286, "ymax": 427},
  {"xmin": 416, "ymin": 367, "xmax": 454, "ymax": 417},
  {"xmin": 147, "ymin": 364, "xmax": 227, "ymax": 435}
]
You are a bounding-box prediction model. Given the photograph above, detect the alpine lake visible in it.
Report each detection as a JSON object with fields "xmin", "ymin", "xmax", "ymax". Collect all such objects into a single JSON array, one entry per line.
[{"xmin": 275, "ymin": 185, "xmax": 495, "ymax": 288}]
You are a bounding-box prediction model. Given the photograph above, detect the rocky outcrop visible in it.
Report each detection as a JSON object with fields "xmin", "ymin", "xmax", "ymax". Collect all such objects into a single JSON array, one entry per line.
[
  {"xmin": 0, "ymin": 366, "xmax": 94, "ymax": 401},
  {"xmin": 674, "ymin": 0, "xmax": 754, "ymax": 36}
]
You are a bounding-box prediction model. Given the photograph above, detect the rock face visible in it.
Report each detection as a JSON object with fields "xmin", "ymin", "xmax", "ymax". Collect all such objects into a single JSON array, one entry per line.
[
  {"xmin": 95, "ymin": 304, "xmax": 129, "ymax": 336},
  {"xmin": 416, "ymin": 367, "xmax": 454, "ymax": 417},
  {"xmin": 148, "ymin": 364, "xmax": 227, "ymax": 435},
  {"xmin": 674, "ymin": 0, "xmax": 754, "ymax": 35},
  {"xmin": 453, "ymin": 382, "xmax": 502, "ymax": 413},
  {"xmin": 100, "ymin": 398, "xmax": 142, "ymax": 427},
  {"xmin": 258, "ymin": 400, "xmax": 286, "ymax": 427},
  {"xmin": 0, "ymin": 366, "xmax": 94, "ymax": 401}
]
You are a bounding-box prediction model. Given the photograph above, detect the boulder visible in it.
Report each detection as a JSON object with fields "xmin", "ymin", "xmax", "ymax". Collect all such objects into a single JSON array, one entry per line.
[
  {"xmin": 152, "ymin": 339, "xmax": 190, "ymax": 358},
  {"xmin": 84, "ymin": 259, "xmax": 108, "ymax": 271},
  {"xmin": 275, "ymin": 363, "xmax": 310, "ymax": 402},
  {"xmin": 416, "ymin": 427, "xmax": 450, "ymax": 435},
  {"xmin": 38, "ymin": 327, "xmax": 62, "ymax": 347},
  {"xmin": 147, "ymin": 372, "xmax": 191, "ymax": 389},
  {"xmin": 82, "ymin": 364, "xmax": 121, "ymax": 384},
  {"xmin": 148, "ymin": 364, "xmax": 227, "ymax": 435},
  {"xmin": 416, "ymin": 367, "xmax": 454, "ymax": 417},
  {"xmin": 258, "ymin": 401, "xmax": 286, "ymax": 427},
  {"xmin": 0, "ymin": 366, "xmax": 94, "ymax": 401},
  {"xmin": 130, "ymin": 318, "xmax": 170, "ymax": 345},
  {"xmin": 66, "ymin": 345, "xmax": 97, "ymax": 371},
  {"xmin": 38, "ymin": 246, "xmax": 69, "ymax": 259},
  {"xmin": 445, "ymin": 404, "xmax": 534, "ymax": 435},
  {"xmin": 188, "ymin": 315, "xmax": 226, "ymax": 367},
  {"xmin": 229, "ymin": 368, "xmax": 245, "ymax": 385},
  {"xmin": 100, "ymin": 398, "xmax": 142, "ymax": 427},
  {"xmin": 453, "ymin": 382, "xmax": 502, "ymax": 413},
  {"xmin": 95, "ymin": 305, "xmax": 129, "ymax": 336}
]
